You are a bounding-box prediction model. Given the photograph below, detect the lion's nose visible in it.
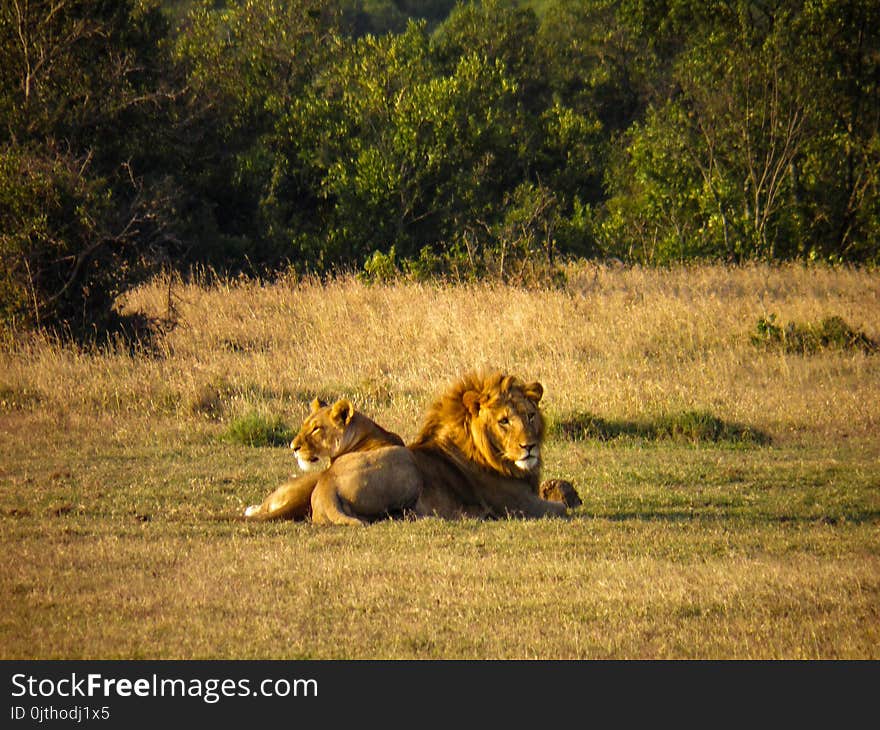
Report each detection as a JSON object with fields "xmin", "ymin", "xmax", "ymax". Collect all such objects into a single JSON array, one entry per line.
[{"xmin": 521, "ymin": 443, "xmax": 537, "ymax": 455}]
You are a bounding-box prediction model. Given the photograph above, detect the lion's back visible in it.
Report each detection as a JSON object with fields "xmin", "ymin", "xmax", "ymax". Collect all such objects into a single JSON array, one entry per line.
[{"xmin": 326, "ymin": 446, "xmax": 422, "ymax": 516}]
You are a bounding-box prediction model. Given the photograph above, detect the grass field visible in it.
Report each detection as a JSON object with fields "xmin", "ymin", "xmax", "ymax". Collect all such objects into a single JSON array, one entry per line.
[{"xmin": 1, "ymin": 263, "xmax": 879, "ymax": 658}]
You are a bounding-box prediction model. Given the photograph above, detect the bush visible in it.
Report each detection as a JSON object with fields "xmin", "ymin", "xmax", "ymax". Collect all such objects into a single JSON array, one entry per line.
[
  {"xmin": 549, "ymin": 410, "xmax": 769, "ymax": 445},
  {"xmin": 0, "ymin": 1, "xmax": 179, "ymax": 341},
  {"xmin": 752, "ymin": 314, "xmax": 877, "ymax": 354},
  {"xmin": 0, "ymin": 147, "xmax": 180, "ymax": 339},
  {"xmin": 223, "ymin": 411, "xmax": 294, "ymax": 447},
  {"xmin": 359, "ymin": 247, "xmax": 399, "ymax": 284}
]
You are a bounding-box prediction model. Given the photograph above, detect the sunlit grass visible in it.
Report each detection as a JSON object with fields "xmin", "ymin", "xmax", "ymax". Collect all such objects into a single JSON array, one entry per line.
[{"xmin": 1, "ymin": 263, "xmax": 878, "ymax": 658}]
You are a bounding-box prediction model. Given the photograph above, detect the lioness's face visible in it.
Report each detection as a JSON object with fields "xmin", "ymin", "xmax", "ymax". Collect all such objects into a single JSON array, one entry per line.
[
  {"xmin": 290, "ymin": 398, "xmax": 352, "ymax": 472},
  {"xmin": 472, "ymin": 386, "xmax": 545, "ymax": 474}
]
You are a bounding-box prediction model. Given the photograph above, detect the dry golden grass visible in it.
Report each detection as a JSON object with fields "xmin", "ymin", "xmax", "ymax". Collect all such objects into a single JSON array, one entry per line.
[
  {"xmin": 3, "ymin": 262, "xmax": 877, "ymax": 440},
  {"xmin": 1, "ymin": 263, "xmax": 878, "ymax": 659},
  {"xmin": 1, "ymin": 506, "xmax": 877, "ymax": 659}
]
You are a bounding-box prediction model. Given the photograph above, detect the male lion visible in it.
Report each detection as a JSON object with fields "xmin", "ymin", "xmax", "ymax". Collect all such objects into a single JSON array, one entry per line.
[
  {"xmin": 244, "ymin": 398, "xmax": 421, "ymax": 525},
  {"xmin": 408, "ymin": 371, "xmax": 570, "ymax": 519}
]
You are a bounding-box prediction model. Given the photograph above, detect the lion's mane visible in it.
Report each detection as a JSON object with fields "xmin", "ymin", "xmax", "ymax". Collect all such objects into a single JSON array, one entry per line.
[{"xmin": 408, "ymin": 370, "xmax": 563, "ymax": 519}]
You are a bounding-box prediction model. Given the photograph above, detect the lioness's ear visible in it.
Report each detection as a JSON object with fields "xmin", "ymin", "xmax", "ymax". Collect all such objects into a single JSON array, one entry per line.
[
  {"xmin": 462, "ymin": 390, "xmax": 481, "ymax": 417},
  {"xmin": 523, "ymin": 381, "xmax": 543, "ymax": 404},
  {"xmin": 330, "ymin": 399, "xmax": 354, "ymax": 426},
  {"xmin": 310, "ymin": 398, "xmax": 326, "ymax": 413}
]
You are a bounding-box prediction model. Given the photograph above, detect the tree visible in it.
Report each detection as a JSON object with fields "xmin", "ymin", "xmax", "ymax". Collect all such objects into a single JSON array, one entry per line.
[
  {"xmin": 675, "ymin": 9, "xmax": 813, "ymax": 260},
  {"xmin": 274, "ymin": 21, "xmax": 522, "ymax": 268},
  {"xmin": 171, "ymin": 0, "xmax": 344, "ymax": 268},
  {"xmin": 598, "ymin": 0, "xmax": 879, "ymax": 263},
  {"xmin": 795, "ymin": 0, "xmax": 880, "ymax": 261},
  {"xmin": 0, "ymin": 0, "xmax": 180, "ymax": 336}
]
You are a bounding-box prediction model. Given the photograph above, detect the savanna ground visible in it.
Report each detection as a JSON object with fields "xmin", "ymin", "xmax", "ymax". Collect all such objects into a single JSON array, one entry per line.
[{"xmin": 1, "ymin": 263, "xmax": 878, "ymax": 659}]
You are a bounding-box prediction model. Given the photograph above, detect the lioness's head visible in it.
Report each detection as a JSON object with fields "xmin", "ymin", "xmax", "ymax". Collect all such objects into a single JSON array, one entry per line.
[
  {"xmin": 459, "ymin": 373, "xmax": 545, "ymax": 477},
  {"xmin": 290, "ymin": 398, "xmax": 354, "ymax": 472}
]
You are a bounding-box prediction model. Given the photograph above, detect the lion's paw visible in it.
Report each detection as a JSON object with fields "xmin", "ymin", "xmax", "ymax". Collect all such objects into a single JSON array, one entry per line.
[{"xmin": 539, "ymin": 479, "xmax": 582, "ymax": 508}]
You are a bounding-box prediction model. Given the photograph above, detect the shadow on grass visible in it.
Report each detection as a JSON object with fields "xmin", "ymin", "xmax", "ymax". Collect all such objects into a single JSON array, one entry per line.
[
  {"xmin": 549, "ymin": 410, "xmax": 770, "ymax": 446},
  {"xmin": 752, "ymin": 313, "xmax": 878, "ymax": 355},
  {"xmin": 581, "ymin": 510, "xmax": 880, "ymax": 526},
  {"xmin": 40, "ymin": 311, "xmax": 177, "ymax": 357}
]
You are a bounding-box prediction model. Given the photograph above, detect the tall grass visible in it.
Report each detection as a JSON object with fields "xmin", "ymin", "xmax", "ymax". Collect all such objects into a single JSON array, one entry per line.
[{"xmin": 2, "ymin": 263, "xmax": 877, "ymax": 441}]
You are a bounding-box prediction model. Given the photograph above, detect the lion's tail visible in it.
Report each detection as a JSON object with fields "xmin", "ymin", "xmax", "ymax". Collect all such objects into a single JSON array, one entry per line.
[
  {"xmin": 237, "ymin": 475, "xmax": 317, "ymax": 522},
  {"xmin": 239, "ymin": 504, "xmax": 307, "ymax": 522}
]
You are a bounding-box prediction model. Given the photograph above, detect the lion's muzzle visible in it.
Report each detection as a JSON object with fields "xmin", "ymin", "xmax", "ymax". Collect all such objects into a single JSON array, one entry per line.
[
  {"xmin": 296, "ymin": 454, "xmax": 325, "ymax": 472},
  {"xmin": 514, "ymin": 444, "xmax": 540, "ymax": 472}
]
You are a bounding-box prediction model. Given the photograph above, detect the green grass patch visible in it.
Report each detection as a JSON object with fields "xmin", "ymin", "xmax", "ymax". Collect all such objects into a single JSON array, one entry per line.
[
  {"xmin": 2, "ymin": 413, "xmax": 879, "ymax": 659},
  {"xmin": 752, "ymin": 314, "xmax": 877, "ymax": 354},
  {"xmin": 222, "ymin": 411, "xmax": 294, "ymax": 447},
  {"xmin": 549, "ymin": 409, "xmax": 770, "ymax": 445}
]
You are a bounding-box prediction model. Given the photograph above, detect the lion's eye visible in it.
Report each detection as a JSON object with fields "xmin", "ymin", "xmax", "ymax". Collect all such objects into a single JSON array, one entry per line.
[
  {"xmin": 498, "ymin": 417, "xmax": 510, "ymax": 427},
  {"xmin": 311, "ymin": 426, "xmax": 322, "ymax": 434}
]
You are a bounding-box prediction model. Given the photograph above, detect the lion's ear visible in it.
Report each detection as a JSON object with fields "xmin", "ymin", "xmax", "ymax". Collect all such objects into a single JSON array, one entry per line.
[
  {"xmin": 310, "ymin": 398, "xmax": 327, "ymax": 413},
  {"xmin": 462, "ymin": 390, "xmax": 482, "ymax": 417},
  {"xmin": 523, "ymin": 381, "xmax": 543, "ymax": 404},
  {"xmin": 330, "ymin": 399, "xmax": 354, "ymax": 426}
]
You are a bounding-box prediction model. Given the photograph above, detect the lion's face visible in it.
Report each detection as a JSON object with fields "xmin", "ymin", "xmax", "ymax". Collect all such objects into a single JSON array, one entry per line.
[
  {"xmin": 462, "ymin": 377, "xmax": 545, "ymax": 476},
  {"xmin": 290, "ymin": 398, "xmax": 354, "ymax": 472}
]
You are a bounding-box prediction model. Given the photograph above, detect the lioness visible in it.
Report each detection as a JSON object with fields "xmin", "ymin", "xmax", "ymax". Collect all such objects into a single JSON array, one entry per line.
[
  {"xmin": 310, "ymin": 444, "xmax": 422, "ymax": 526},
  {"xmin": 291, "ymin": 397, "xmax": 404, "ymax": 472},
  {"xmin": 244, "ymin": 398, "xmax": 420, "ymax": 525}
]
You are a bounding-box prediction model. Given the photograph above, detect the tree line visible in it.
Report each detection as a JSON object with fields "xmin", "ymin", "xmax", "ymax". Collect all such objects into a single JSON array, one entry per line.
[{"xmin": 1, "ymin": 0, "xmax": 878, "ymax": 336}]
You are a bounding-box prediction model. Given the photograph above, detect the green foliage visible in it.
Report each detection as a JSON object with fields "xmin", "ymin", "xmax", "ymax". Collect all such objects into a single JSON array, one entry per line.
[
  {"xmin": 598, "ymin": 104, "xmax": 710, "ymax": 262},
  {"xmin": 550, "ymin": 410, "xmax": 770, "ymax": 445},
  {"xmin": 173, "ymin": 0, "xmax": 624, "ymax": 279},
  {"xmin": 752, "ymin": 314, "xmax": 878, "ymax": 355},
  {"xmin": 0, "ymin": 148, "xmax": 114, "ymax": 331},
  {"xmin": 0, "ymin": 0, "xmax": 179, "ymax": 337},
  {"xmin": 402, "ymin": 243, "xmax": 475, "ymax": 282},
  {"xmin": 599, "ymin": 0, "xmax": 880, "ymax": 264},
  {"xmin": 359, "ymin": 247, "xmax": 399, "ymax": 283},
  {"xmin": 170, "ymin": 0, "xmax": 343, "ymax": 269},
  {"xmin": 342, "ymin": 0, "xmax": 457, "ymax": 35},
  {"xmin": 3, "ymin": 0, "xmax": 879, "ymax": 337},
  {"xmin": 223, "ymin": 411, "xmax": 294, "ymax": 447}
]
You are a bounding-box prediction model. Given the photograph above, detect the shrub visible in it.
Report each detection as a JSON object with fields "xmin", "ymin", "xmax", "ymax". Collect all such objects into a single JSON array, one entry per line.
[
  {"xmin": 752, "ymin": 314, "xmax": 877, "ymax": 354},
  {"xmin": 0, "ymin": 147, "xmax": 181, "ymax": 340},
  {"xmin": 359, "ymin": 247, "xmax": 399, "ymax": 284},
  {"xmin": 549, "ymin": 410, "xmax": 769, "ymax": 445},
  {"xmin": 223, "ymin": 411, "xmax": 294, "ymax": 447},
  {"xmin": 0, "ymin": 1, "xmax": 179, "ymax": 341}
]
